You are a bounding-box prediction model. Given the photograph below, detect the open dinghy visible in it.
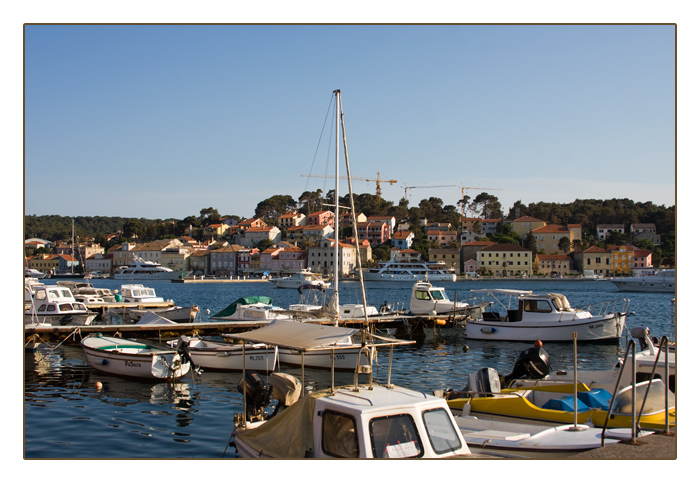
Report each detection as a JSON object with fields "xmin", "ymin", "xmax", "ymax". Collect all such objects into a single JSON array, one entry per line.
[{"xmin": 81, "ymin": 335, "xmax": 192, "ymax": 380}]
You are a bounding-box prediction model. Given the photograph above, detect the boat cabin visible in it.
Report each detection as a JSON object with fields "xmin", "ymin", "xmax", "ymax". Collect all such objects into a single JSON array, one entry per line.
[
  {"xmin": 475, "ymin": 290, "xmax": 584, "ymax": 323},
  {"xmin": 119, "ymin": 284, "xmax": 165, "ymax": 303}
]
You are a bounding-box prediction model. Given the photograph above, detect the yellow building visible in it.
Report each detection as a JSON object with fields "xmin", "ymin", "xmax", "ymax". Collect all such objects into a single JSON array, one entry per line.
[
  {"xmin": 530, "ymin": 224, "xmax": 581, "ymax": 254},
  {"xmin": 508, "ymin": 216, "xmax": 546, "ymax": 238},
  {"xmin": 582, "ymin": 246, "xmax": 612, "ymax": 276},
  {"xmin": 477, "ymin": 243, "xmax": 533, "ymax": 277},
  {"xmin": 610, "ymin": 245, "xmax": 636, "ymax": 275}
]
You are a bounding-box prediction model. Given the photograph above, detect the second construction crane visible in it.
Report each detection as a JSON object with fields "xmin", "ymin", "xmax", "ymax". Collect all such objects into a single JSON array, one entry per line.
[{"xmin": 402, "ymin": 184, "xmax": 457, "ymax": 201}]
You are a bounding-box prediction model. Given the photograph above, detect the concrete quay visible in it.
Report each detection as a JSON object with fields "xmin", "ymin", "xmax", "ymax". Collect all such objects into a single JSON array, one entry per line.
[{"xmin": 567, "ymin": 431, "xmax": 676, "ymax": 459}]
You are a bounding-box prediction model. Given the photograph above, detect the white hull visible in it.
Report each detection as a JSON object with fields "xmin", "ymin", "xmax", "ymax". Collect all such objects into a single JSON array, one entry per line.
[
  {"xmin": 454, "ymin": 415, "xmax": 640, "ymax": 458},
  {"xmin": 185, "ymin": 340, "xmax": 278, "ymax": 372},
  {"xmin": 609, "ymin": 281, "xmax": 675, "ymax": 292},
  {"xmin": 129, "ymin": 306, "xmax": 198, "ymax": 323},
  {"xmin": 81, "ymin": 336, "xmax": 190, "ymax": 380},
  {"xmin": 24, "ymin": 312, "xmax": 97, "ymax": 326},
  {"xmin": 279, "ymin": 347, "xmax": 372, "ymax": 370},
  {"xmin": 114, "ymin": 272, "xmax": 185, "ymax": 280},
  {"xmin": 465, "ymin": 314, "xmax": 626, "ymax": 342},
  {"xmin": 364, "ymin": 273, "xmax": 456, "ymax": 282}
]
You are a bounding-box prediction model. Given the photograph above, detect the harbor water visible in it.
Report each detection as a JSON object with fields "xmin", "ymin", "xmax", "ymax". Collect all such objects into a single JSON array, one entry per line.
[{"xmin": 23, "ymin": 278, "xmax": 676, "ymax": 459}]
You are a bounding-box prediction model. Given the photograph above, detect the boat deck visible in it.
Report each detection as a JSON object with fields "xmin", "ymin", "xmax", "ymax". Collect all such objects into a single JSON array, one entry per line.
[{"xmin": 566, "ymin": 431, "xmax": 676, "ymax": 460}]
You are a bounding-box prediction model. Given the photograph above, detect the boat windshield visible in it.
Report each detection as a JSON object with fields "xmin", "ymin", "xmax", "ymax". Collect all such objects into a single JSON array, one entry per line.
[
  {"xmin": 429, "ymin": 290, "xmax": 446, "ymax": 301},
  {"xmin": 370, "ymin": 414, "xmax": 423, "ymax": 458},
  {"xmin": 422, "ymin": 408, "xmax": 464, "ymax": 455},
  {"xmin": 611, "ymin": 379, "xmax": 675, "ymax": 415}
]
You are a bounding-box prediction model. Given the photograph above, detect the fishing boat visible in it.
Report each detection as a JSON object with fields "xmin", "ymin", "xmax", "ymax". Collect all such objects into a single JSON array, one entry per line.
[
  {"xmin": 228, "ymin": 320, "xmax": 470, "ymax": 459},
  {"xmin": 113, "ymin": 256, "xmax": 190, "ymax": 280},
  {"xmin": 609, "ymin": 269, "xmax": 675, "ymax": 293},
  {"xmin": 24, "ymin": 283, "xmax": 98, "ymax": 326},
  {"xmin": 465, "ymin": 289, "xmax": 629, "ymax": 342},
  {"xmin": 80, "ymin": 334, "xmax": 192, "ymax": 380},
  {"xmin": 228, "ymin": 90, "xmax": 472, "ymax": 459},
  {"xmin": 170, "ymin": 336, "xmax": 279, "ymax": 373},
  {"xmin": 269, "ymin": 269, "xmax": 330, "ymax": 289},
  {"xmin": 364, "ymin": 255, "xmax": 457, "ymax": 282}
]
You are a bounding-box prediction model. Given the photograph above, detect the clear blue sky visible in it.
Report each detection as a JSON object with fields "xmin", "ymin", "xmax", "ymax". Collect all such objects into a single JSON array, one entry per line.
[{"xmin": 24, "ymin": 24, "xmax": 676, "ymax": 220}]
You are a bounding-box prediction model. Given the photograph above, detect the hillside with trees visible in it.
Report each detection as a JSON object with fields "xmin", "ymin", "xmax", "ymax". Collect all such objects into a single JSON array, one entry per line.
[{"xmin": 25, "ymin": 193, "xmax": 675, "ymax": 265}]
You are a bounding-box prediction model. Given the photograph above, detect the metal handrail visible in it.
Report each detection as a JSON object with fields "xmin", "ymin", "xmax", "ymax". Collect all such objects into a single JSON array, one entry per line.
[
  {"xmin": 601, "ymin": 339, "xmax": 636, "ymax": 446},
  {"xmin": 600, "ymin": 335, "xmax": 673, "ymax": 446}
]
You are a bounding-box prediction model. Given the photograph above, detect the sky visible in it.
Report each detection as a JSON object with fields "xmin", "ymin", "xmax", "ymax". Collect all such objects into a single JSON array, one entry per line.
[{"xmin": 21, "ymin": 22, "xmax": 678, "ymax": 220}]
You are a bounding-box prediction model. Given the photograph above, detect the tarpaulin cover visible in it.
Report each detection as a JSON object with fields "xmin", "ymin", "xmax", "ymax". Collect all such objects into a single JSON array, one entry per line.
[
  {"xmin": 236, "ymin": 390, "xmax": 331, "ymax": 458},
  {"xmin": 232, "ymin": 319, "xmax": 358, "ymax": 351}
]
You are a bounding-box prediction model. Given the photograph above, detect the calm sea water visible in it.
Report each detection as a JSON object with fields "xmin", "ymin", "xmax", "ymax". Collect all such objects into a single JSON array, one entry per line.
[{"xmin": 23, "ymin": 278, "xmax": 676, "ymax": 459}]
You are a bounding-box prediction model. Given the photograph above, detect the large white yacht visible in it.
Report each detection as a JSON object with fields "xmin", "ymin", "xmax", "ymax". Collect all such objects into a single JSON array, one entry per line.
[
  {"xmin": 364, "ymin": 256, "xmax": 457, "ymax": 282},
  {"xmin": 609, "ymin": 269, "xmax": 675, "ymax": 293},
  {"xmin": 113, "ymin": 256, "xmax": 190, "ymax": 280}
]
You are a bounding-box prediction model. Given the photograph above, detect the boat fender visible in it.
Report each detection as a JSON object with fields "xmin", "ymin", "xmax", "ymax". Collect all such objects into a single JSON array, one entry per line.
[
  {"xmin": 100, "ymin": 359, "xmax": 109, "ymax": 365},
  {"xmin": 481, "ymin": 327, "xmax": 496, "ymax": 334}
]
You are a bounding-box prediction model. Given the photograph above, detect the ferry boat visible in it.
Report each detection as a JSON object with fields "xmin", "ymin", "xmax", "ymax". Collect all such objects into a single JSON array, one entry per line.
[
  {"xmin": 113, "ymin": 256, "xmax": 190, "ymax": 280},
  {"xmin": 364, "ymin": 256, "xmax": 457, "ymax": 282}
]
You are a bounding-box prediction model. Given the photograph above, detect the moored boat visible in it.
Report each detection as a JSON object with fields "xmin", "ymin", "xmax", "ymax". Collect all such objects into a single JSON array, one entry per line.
[
  {"xmin": 113, "ymin": 256, "xmax": 190, "ymax": 280},
  {"xmin": 24, "ymin": 283, "xmax": 98, "ymax": 326},
  {"xmin": 173, "ymin": 336, "xmax": 278, "ymax": 373},
  {"xmin": 465, "ymin": 289, "xmax": 629, "ymax": 342},
  {"xmin": 269, "ymin": 269, "xmax": 330, "ymax": 289},
  {"xmin": 210, "ymin": 296, "xmax": 292, "ymax": 323},
  {"xmin": 80, "ymin": 335, "xmax": 192, "ymax": 380},
  {"xmin": 609, "ymin": 269, "xmax": 675, "ymax": 293},
  {"xmin": 364, "ymin": 255, "xmax": 457, "ymax": 282}
]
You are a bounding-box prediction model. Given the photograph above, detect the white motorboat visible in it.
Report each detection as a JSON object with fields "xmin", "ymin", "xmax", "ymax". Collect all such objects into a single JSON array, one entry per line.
[
  {"xmin": 211, "ymin": 296, "xmax": 292, "ymax": 323},
  {"xmin": 269, "ymin": 269, "xmax": 330, "ymax": 289},
  {"xmin": 609, "ymin": 269, "xmax": 675, "ymax": 293},
  {"xmin": 409, "ymin": 281, "xmax": 472, "ymax": 315},
  {"xmin": 80, "ymin": 335, "xmax": 191, "ymax": 380},
  {"xmin": 113, "ymin": 256, "xmax": 190, "ymax": 280},
  {"xmin": 25, "ymin": 268, "xmax": 49, "ymax": 279},
  {"xmin": 365, "ymin": 256, "xmax": 457, "ymax": 282},
  {"xmin": 465, "ymin": 289, "xmax": 629, "ymax": 342},
  {"xmin": 56, "ymin": 280, "xmax": 117, "ymax": 303},
  {"xmin": 170, "ymin": 336, "xmax": 279, "ymax": 373},
  {"xmin": 119, "ymin": 284, "xmax": 165, "ymax": 303},
  {"xmin": 24, "ymin": 284, "xmax": 98, "ymax": 326}
]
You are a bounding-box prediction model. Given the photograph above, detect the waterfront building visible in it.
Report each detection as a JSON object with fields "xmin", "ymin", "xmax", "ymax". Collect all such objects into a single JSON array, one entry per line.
[
  {"xmin": 308, "ymin": 238, "xmax": 357, "ymax": 276},
  {"xmin": 477, "ymin": 243, "xmax": 533, "ymax": 277},
  {"xmin": 536, "ymin": 254, "xmax": 573, "ymax": 276}
]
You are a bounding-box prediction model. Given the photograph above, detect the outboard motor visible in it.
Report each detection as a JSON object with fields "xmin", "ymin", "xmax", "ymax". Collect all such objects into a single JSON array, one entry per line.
[
  {"xmin": 445, "ymin": 367, "xmax": 501, "ymax": 399},
  {"xmin": 175, "ymin": 336, "xmax": 200, "ymax": 374},
  {"xmin": 237, "ymin": 371, "xmax": 272, "ymax": 421},
  {"xmin": 504, "ymin": 341, "xmax": 551, "ymax": 385}
]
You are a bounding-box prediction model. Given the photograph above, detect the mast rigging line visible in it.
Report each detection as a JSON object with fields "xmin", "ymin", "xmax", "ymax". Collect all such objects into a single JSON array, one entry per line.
[{"xmin": 302, "ymin": 92, "xmax": 336, "ymax": 193}]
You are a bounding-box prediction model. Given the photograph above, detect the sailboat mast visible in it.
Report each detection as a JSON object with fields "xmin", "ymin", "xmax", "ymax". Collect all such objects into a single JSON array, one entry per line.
[{"xmin": 333, "ymin": 89, "xmax": 341, "ymax": 318}]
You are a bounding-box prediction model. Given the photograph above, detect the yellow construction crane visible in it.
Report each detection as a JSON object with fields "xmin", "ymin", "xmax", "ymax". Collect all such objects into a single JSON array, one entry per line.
[
  {"xmin": 402, "ymin": 184, "xmax": 457, "ymax": 201},
  {"xmin": 301, "ymin": 172, "xmax": 397, "ymax": 200}
]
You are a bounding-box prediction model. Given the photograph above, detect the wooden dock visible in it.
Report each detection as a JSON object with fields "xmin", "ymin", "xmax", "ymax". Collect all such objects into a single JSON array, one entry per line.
[{"xmin": 24, "ymin": 314, "xmax": 457, "ymax": 344}]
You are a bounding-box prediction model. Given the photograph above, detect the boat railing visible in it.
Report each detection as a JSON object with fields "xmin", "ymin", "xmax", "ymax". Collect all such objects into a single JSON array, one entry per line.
[
  {"xmin": 580, "ymin": 298, "xmax": 631, "ymax": 317},
  {"xmin": 600, "ymin": 335, "xmax": 673, "ymax": 446}
]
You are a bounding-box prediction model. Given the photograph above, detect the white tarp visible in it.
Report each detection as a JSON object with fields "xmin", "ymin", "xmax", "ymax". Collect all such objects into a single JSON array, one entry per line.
[{"xmin": 230, "ymin": 319, "xmax": 359, "ymax": 351}]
